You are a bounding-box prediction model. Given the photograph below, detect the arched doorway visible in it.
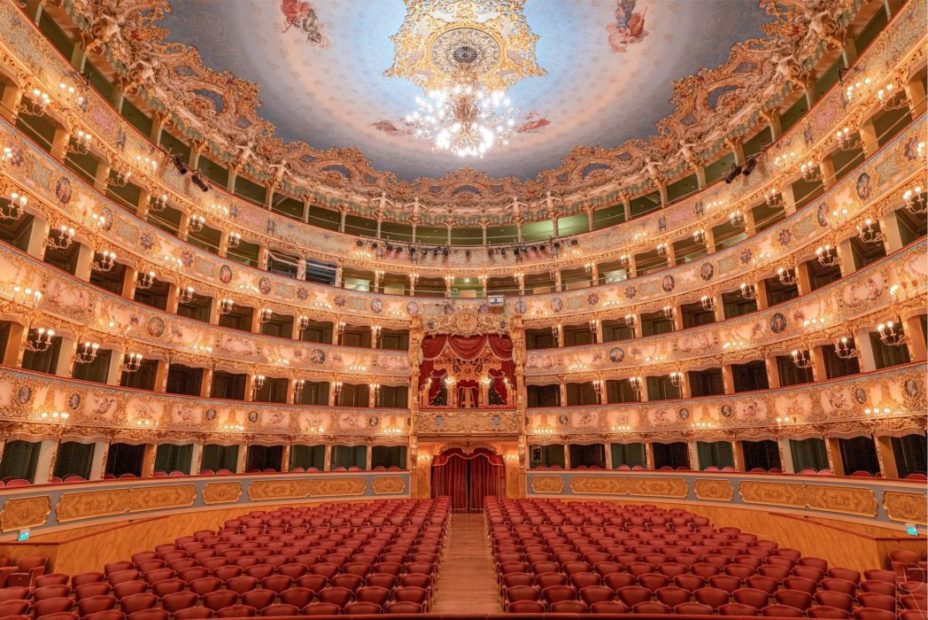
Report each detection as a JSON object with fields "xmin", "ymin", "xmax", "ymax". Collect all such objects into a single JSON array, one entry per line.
[{"xmin": 431, "ymin": 448, "xmax": 506, "ymax": 512}]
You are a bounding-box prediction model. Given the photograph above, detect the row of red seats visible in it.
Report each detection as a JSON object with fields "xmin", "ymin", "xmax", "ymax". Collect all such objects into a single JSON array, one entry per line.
[
  {"xmin": 485, "ymin": 498, "xmax": 926, "ymax": 618},
  {"xmin": 0, "ymin": 498, "xmax": 449, "ymax": 617}
]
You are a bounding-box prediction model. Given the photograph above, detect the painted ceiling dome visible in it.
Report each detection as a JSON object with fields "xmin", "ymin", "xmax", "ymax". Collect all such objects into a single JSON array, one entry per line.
[{"xmin": 156, "ymin": 0, "xmax": 772, "ymax": 181}]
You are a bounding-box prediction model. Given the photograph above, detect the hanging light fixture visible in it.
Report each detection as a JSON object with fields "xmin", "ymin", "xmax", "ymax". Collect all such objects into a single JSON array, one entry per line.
[
  {"xmin": 150, "ymin": 193, "xmax": 168, "ymax": 213},
  {"xmin": 228, "ymin": 231, "xmax": 242, "ymax": 249},
  {"xmin": 791, "ymin": 349, "xmax": 813, "ymax": 369},
  {"xmin": 75, "ymin": 341, "xmax": 100, "ymax": 364},
  {"xmin": 92, "ymin": 250, "xmax": 117, "ymax": 272},
  {"xmin": 728, "ymin": 210, "xmax": 744, "ymax": 228},
  {"xmin": 188, "ymin": 215, "xmax": 206, "ymax": 233},
  {"xmin": 856, "ymin": 218, "xmax": 883, "ymax": 245},
  {"xmin": 834, "ymin": 127, "xmax": 861, "ymax": 151},
  {"xmin": 777, "ymin": 266, "xmax": 797, "ymax": 286},
  {"xmin": 655, "ymin": 242, "xmax": 668, "ymax": 257},
  {"xmin": 109, "ymin": 165, "xmax": 132, "ymax": 188},
  {"xmin": 692, "ymin": 229, "xmax": 706, "ymax": 245},
  {"xmin": 876, "ymin": 320, "xmax": 906, "ymax": 347},
  {"xmin": 46, "ymin": 225, "xmax": 75, "ymax": 250},
  {"xmin": 24, "ymin": 88, "xmax": 51, "ymax": 116},
  {"xmin": 834, "ymin": 336, "xmax": 859, "ymax": 359},
  {"xmin": 876, "ymin": 82, "xmax": 907, "ymax": 111},
  {"xmin": 121, "ymin": 352, "xmax": 143, "ymax": 373},
  {"xmin": 25, "ymin": 327, "xmax": 54, "ymax": 352},
  {"xmin": 800, "ymin": 161, "xmax": 821, "ymax": 183},
  {"xmin": 739, "ymin": 282, "xmax": 757, "ymax": 300},
  {"xmin": 815, "ymin": 244, "xmax": 840, "ymax": 267},
  {"xmin": 902, "ymin": 185, "xmax": 926, "ymax": 215},
  {"xmin": 628, "ymin": 376, "xmax": 643, "ymax": 398},
  {"xmin": 259, "ymin": 308, "xmax": 274, "ymax": 324},
  {"xmin": 669, "ymin": 371, "xmax": 683, "ymax": 388},
  {"xmin": 700, "ymin": 295, "xmax": 714, "ymax": 311},
  {"xmin": 0, "ymin": 191, "xmax": 27, "ymax": 221},
  {"xmin": 623, "ymin": 313, "xmax": 637, "ymax": 328},
  {"xmin": 137, "ymin": 270, "xmax": 156, "ymax": 290},
  {"xmin": 70, "ymin": 130, "xmax": 92, "ymax": 155},
  {"xmin": 219, "ymin": 298, "xmax": 235, "ymax": 315},
  {"xmin": 294, "ymin": 379, "xmax": 305, "ymax": 401},
  {"xmin": 178, "ymin": 286, "xmax": 196, "ymax": 304},
  {"xmin": 661, "ymin": 305, "xmax": 674, "ymax": 320}
]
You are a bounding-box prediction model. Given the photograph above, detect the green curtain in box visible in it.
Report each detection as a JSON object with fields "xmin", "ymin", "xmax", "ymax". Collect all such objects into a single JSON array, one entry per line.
[
  {"xmin": 371, "ymin": 446, "xmax": 407, "ymax": 469},
  {"xmin": 154, "ymin": 444, "xmax": 193, "ymax": 474},
  {"xmin": 201, "ymin": 444, "xmax": 239, "ymax": 472},
  {"xmin": 54, "ymin": 442, "xmax": 95, "ymax": 479},
  {"xmin": 610, "ymin": 443, "xmax": 646, "ymax": 468},
  {"xmin": 790, "ymin": 438, "xmax": 829, "ymax": 471},
  {"xmin": 697, "ymin": 441, "xmax": 735, "ymax": 470},
  {"xmin": 290, "ymin": 445, "xmax": 326, "ymax": 471},
  {"xmin": 0, "ymin": 440, "xmax": 41, "ymax": 481},
  {"xmin": 529, "ymin": 444, "xmax": 565, "ymax": 469},
  {"xmin": 331, "ymin": 445, "xmax": 367, "ymax": 470}
]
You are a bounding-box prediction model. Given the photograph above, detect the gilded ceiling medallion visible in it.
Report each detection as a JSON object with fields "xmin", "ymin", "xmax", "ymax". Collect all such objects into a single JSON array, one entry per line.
[{"xmin": 386, "ymin": 0, "xmax": 544, "ymax": 92}]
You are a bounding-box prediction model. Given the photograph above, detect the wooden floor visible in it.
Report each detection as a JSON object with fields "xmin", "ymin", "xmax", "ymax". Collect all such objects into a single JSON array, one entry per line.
[{"xmin": 432, "ymin": 513, "xmax": 501, "ymax": 613}]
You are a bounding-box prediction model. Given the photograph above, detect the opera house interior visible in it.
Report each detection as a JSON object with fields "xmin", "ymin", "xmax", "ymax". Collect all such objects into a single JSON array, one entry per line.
[{"xmin": 0, "ymin": 0, "xmax": 925, "ymax": 618}]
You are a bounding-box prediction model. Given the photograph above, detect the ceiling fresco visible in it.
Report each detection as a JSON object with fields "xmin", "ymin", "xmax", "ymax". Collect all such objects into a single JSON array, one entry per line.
[{"xmin": 157, "ymin": 0, "xmax": 771, "ymax": 181}]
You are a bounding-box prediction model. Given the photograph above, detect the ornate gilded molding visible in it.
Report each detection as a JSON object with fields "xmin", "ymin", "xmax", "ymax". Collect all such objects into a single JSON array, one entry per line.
[
  {"xmin": 883, "ymin": 490, "xmax": 928, "ymax": 525},
  {"xmin": 694, "ymin": 479, "xmax": 734, "ymax": 502},
  {"xmin": 202, "ymin": 482, "xmax": 243, "ymax": 505},
  {"xmin": 530, "ymin": 475, "xmax": 564, "ymax": 494},
  {"xmin": 55, "ymin": 485, "xmax": 197, "ymax": 523},
  {"xmin": 740, "ymin": 480, "xmax": 877, "ymax": 518},
  {"xmin": 0, "ymin": 495, "xmax": 52, "ymax": 531},
  {"xmin": 371, "ymin": 476, "xmax": 407, "ymax": 495}
]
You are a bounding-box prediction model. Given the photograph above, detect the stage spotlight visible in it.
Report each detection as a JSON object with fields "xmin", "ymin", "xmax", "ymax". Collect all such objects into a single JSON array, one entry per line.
[
  {"xmin": 724, "ymin": 164, "xmax": 743, "ymax": 184},
  {"xmin": 190, "ymin": 172, "xmax": 209, "ymax": 192},
  {"xmin": 442, "ymin": 247, "xmax": 449, "ymax": 257},
  {"xmin": 465, "ymin": 249, "xmax": 471, "ymax": 258},
  {"xmin": 172, "ymin": 154, "xmax": 189, "ymax": 175},
  {"xmin": 742, "ymin": 156, "xmax": 758, "ymax": 176}
]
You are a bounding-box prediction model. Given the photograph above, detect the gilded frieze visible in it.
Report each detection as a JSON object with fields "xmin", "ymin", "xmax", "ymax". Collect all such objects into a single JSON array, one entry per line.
[
  {"xmin": 883, "ymin": 490, "xmax": 928, "ymax": 525},
  {"xmin": 529, "ymin": 476, "xmax": 564, "ymax": 495},
  {"xmin": 202, "ymin": 482, "xmax": 243, "ymax": 505},
  {"xmin": 740, "ymin": 481, "xmax": 877, "ymax": 517},
  {"xmin": 306, "ymin": 477, "xmax": 366, "ymax": 497},
  {"xmin": 248, "ymin": 479, "xmax": 312, "ymax": 502},
  {"xmin": 694, "ymin": 479, "xmax": 734, "ymax": 502},
  {"xmin": 56, "ymin": 489, "xmax": 132, "ymax": 523},
  {"xmin": 625, "ymin": 477, "xmax": 688, "ymax": 499},
  {"xmin": 371, "ymin": 476, "xmax": 407, "ymax": 495},
  {"xmin": 127, "ymin": 485, "xmax": 197, "ymax": 513},
  {"xmin": 0, "ymin": 495, "xmax": 51, "ymax": 531}
]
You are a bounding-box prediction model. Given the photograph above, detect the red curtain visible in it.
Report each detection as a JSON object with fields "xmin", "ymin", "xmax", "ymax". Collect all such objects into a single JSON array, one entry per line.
[
  {"xmin": 418, "ymin": 335, "xmax": 516, "ymax": 402},
  {"xmin": 431, "ymin": 448, "xmax": 506, "ymax": 512}
]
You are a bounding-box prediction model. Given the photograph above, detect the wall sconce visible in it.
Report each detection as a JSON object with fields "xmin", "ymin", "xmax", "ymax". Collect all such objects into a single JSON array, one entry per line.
[
  {"xmin": 903, "ymin": 185, "xmax": 926, "ymax": 215},
  {"xmin": 800, "ymin": 161, "xmax": 821, "ymax": 183},
  {"xmin": 618, "ymin": 254, "xmax": 629, "ymax": 268},
  {"xmin": 661, "ymin": 305, "xmax": 674, "ymax": 320},
  {"xmin": 777, "ymin": 266, "xmax": 797, "ymax": 286},
  {"xmin": 693, "ymin": 420, "xmax": 715, "ymax": 429},
  {"xmin": 584, "ymin": 262, "xmax": 594, "ymax": 274},
  {"xmin": 92, "ymin": 250, "xmax": 117, "ymax": 272},
  {"xmin": 135, "ymin": 155, "xmax": 159, "ymax": 174},
  {"xmin": 137, "ymin": 270, "xmax": 156, "ymax": 290},
  {"xmin": 333, "ymin": 381, "xmax": 343, "ymax": 399},
  {"xmin": 70, "ymin": 129, "xmax": 92, "ymax": 155},
  {"xmin": 844, "ymin": 77, "xmax": 872, "ymax": 102},
  {"xmin": 877, "ymin": 320, "xmax": 907, "ymax": 347},
  {"xmin": 46, "ymin": 225, "xmax": 75, "ymax": 250},
  {"xmin": 623, "ymin": 313, "xmax": 637, "ymax": 328},
  {"xmin": 803, "ymin": 317, "xmax": 826, "ymax": 330},
  {"xmin": 150, "ymin": 193, "xmax": 168, "ymax": 212},
  {"xmin": 739, "ymin": 282, "xmax": 756, "ymax": 300},
  {"xmin": 227, "ymin": 231, "xmax": 241, "ymax": 249},
  {"xmin": 877, "ymin": 82, "xmax": 906, "ymax": 111},
  {"xmin": 121, "ymin": 352, "xmax": 143, "ymax": 373},
  {"xmin": 775, "ymin": 415, "xmax": 799, "ymax": 427},
  {"xmin": 188, "ymin": 215, "xmax": 205, "ymax": 233},
  {"xmin": 834, "ymin": 127, "xmax": 861, "ymax": 151},
  {"xmin": 550, "ymin": 325, "xmax": 559, "ymax": 339},
  {"xmin": 669, "ymin": 371, "xmax": 683, "ymax": 388},
  {"xmin": 791, "ymin": 349, "xmax": 813, "ymax": 370},
  {"xmin": 86, "ymin": 209, "xmax": 109, "ymax": 230},
  {"xmin": 259, "ymin": 308, "xmax": 274, "ymax": 324},
  {"xmin": 728, "ymin": 210, "xmax": 744, "ymax": 227},
  {"xmin": 293, "ymin": 379, "xmax": 305, "ymax": 401},
  {"xmin": 178, "ymin": 286, "xmax": 195, "ymax": 304},
  {"xmin": 692, "ymin": 229, "xmax": 706, "ymax": 245},
  {"xmin": 218, "ymin": 298, "xmax": 235, "ymax": 314},
  {"xmin": 628, "ymin": 376, "xmax": 643, "ymax": 397},
  {"xmin": 38, "ymin": 411, "xmax": 69, "ymax": 423},
  {"xmin": 370, "ymin": 383, "xmax": 381, "ymax": 400},
  {"xmin": 12, "ymin": 285, "xmax": 43, "ymax": 306},
  {"xmin": 857, "ymin": 218, "xmax": 883, "ymax": 245},
  {"xmin": 655, "ymin": 242, "xmax": 668, "ymax": 257},
  {"xmin": 763, "ymin": 188, "xmax": 783, "ymax": 208},
  {"xmin": 592, "ymin": 379, "xmax": 604, "ymax": 399},
  {"xmin": 209, "ymin": 203, "xmax": 230, "ymax": 217},
  {"xmin": 57, "ymin": 81, "xmax": 85, "ymax": 108},
  {"xmin": 109, "ymin": 165, "xmax": 132, "ymax": 188},
  {"xmin": 1, "ymin": 146, "xmax": 13, "ymax": 168},
  {"xmin": 75, "ymin": 341, "xmax": 100, "ymax": 364},
  {"xmin": 25, "ymin": 327, "xmax": 54, "ymax": 352},
  {"xmin": 835, "ymin": 336, "xmax": 859, "ymax": 360},
  {"xmin": 815, "ymin": 244, "xmax": 840, "ymax": 267},
  {"xmin": 24, "ymin": 88, "xmax": 50, "ymax": 116},
  {"xmin": 298, "ymin": 315, "xmax": 311, "ymax": 334},
  {"xmin": 0, "ymin": 191, "xmax": 27, "ymax": 221},
  {"xmin": 588, "ymin": 319, "xmax": 600, "ymax": 334},
  {"xmin": 336, "ymin": 321, "xmax": 346, "ymax": 339},
  {"xmin": 222, "ymin": 423, "xmax": 245, "ymax": 432},
  {"xmin": 699, "ymin": 295, "xmax": 714, "ymax": 311},
  {"xmin": 252, "ymin": 374, "xmax": 266, "ymax": 392}
]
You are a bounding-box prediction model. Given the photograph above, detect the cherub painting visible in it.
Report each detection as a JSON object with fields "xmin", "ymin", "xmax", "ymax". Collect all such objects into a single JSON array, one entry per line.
[
  {"xmin": 280, "ymin": 0, "xmax": 330, "ymax": 47},
  {"xmin": 606, "ymin": 0, "xmax": 648, "ymax": 53}
]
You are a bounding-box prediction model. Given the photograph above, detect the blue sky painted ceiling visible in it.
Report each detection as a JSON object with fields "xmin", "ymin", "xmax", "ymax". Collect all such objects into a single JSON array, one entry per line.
[{"xmin": 160, "ymin": 1, "xmax": 771, "ymax": 181}]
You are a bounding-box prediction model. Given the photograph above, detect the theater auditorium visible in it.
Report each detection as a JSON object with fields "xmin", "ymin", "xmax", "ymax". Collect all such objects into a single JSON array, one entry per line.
[{"xmin": 0, "ymin": 0, "xmax": 925, "ymax": 618}]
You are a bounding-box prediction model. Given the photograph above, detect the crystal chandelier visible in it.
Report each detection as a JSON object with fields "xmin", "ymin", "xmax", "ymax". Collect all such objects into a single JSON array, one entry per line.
[{"xmin": 407, "ymin": 69, "xmax": 517, "ymax": 158}]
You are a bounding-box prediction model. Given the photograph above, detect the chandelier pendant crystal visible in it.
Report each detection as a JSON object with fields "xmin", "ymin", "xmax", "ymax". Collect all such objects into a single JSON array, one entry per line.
[{"xmin": 407, "ymin": 68, "xmax": 517, "ymax": 158}]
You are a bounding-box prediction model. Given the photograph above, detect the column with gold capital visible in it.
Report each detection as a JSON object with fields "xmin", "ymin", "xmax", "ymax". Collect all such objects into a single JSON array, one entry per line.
[
  {"xmin": 407, "ymin": 316, "xmax": 424, "ymax": 497},
  {"xmin": 511, "ymin": 315, "xmax": 528, "ymax": 498}
]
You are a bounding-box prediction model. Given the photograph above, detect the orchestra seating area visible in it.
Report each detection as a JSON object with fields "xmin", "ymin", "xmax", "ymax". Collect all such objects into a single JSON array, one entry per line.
[
  {"xmin": 486, "ymin": 499, "xmax": 927, "ymax": 618},
  {"xmin": 0, "ymin": 499, "xmax": 449, "ymax": 618}
]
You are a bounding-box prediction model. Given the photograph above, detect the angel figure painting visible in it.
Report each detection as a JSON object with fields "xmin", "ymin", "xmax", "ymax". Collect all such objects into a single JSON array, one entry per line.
[
  {"xmin": 606, "ymin": 0, "xmax": 649, "ymax": 53},
  {"xmin": 280, "ymin": 0, "xmax": 330, "ymax": 47}
]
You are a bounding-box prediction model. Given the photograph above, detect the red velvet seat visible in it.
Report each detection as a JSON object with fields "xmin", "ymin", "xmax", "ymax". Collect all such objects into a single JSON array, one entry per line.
[
  {"xmin": 720, "ymin": 602, "xmax": 760, "ymax": 615},
  {"xmin": 160, "ymin": 591, "xmax": 199, "ymax": 613},
  {"xmin": 202, "ymin": 590, "xmax": 239, "ymax": 612},
  {"xmin": 633, "ymin": 601, "xmax": 672, "ymax": 613},
  {"xmin": 216, "ymin": 604, "xmax": 255, "ymax": 618},
  {"xmin": 77, "ymin": 595, "xmax": 118, "ymax": 616},
  {"xmin": 808, "ymin": 605, "xmax": 852, "ymax": 618},
  {"xmin": 656, "ymin": 585, "xmax": 691, "ymax": 606},
  {"xmin": 616, "ymin": 584, "xmax": 651, "ymax": 606},
  {"xmin": 127, "ymin": 610, "xmax": 168, "ymax": 620},
  {"xmin": 119, "ymin": 593, "xmax": 158, "ymax": 614},
  {"xmin": 506, "ymin": 600, "xmax": 545, "ymax": 613},
  {"xmin": 852, "ymin": 608, "xmax": 897, "ymax": 620},
  {"xmin": 173, "ymin": 606, "xmax": 213, "ymax": 619},
  {"xmin": 33, "ymin": 585, "xmax": 71, "ymax": 601},
  {"xmin": 83, "ymin": 612, "xmax": 125, "ymax": 620},
  {"xmin": 589, "ymin": 600, "xmax": 629, "ymax": 613},
  {"xmin": 315, "ymin": 586, "xmax": 353, "ymax": 609},
  {"xmin": 0, "ymin": 587, "xmax": 30, "ymax": 602},
  {"xmin": 761, "ymin": 603, "xmax": 805, "ymax": 616}
]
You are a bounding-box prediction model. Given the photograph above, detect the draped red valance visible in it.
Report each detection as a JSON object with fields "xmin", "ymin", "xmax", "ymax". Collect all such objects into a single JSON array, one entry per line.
[
  {"xmin": 431, "ymin": 447, "xmax": 505, "ymax": 467},
  {"xmin": 431, "ymin": 448, "xmax": 506, "ymax": 512},
  {"xmin": 421, "ymin": 334, "xmax": 513, "ymax": 361}
]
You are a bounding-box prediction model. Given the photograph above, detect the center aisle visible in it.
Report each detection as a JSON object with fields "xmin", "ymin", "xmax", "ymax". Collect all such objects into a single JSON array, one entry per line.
[{"xmin": 432, "ymin": 512, "xmax": 502, "ymax": 613}]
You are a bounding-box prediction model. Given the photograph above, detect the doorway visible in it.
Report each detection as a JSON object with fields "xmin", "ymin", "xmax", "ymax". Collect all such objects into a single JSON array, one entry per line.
[{"xmin": 431, "ymin": 448, "xmax": 506, "ymax": 512}]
